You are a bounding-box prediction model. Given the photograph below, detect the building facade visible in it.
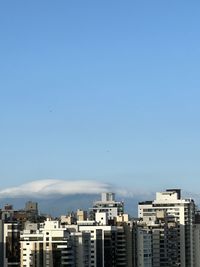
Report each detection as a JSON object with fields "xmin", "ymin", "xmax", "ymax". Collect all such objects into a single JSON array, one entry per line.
[{"xmin": 138, "ymin": 189, "xmax": 195, "ymax": 267}]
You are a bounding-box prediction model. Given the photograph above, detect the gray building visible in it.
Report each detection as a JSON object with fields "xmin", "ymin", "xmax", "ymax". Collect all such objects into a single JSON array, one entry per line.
[{"xmin": 91, "ymin": 192, "xmax": 124, "ymax": 222}]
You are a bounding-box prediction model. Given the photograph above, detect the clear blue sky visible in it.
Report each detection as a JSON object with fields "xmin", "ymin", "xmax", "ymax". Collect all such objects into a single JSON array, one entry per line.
[{"xmin": 0, "ymin": 1, "xmax": 200, "ymax": 192}]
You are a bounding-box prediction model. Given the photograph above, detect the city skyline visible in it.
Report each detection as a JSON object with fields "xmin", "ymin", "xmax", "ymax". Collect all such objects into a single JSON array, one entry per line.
[
  {"xmin": 0, "ymin": 189, "xmax": 198, "ymax": 266},
  {"xmin": 1, "ymin": 1, "xmax": 200, "ymax": 193}
]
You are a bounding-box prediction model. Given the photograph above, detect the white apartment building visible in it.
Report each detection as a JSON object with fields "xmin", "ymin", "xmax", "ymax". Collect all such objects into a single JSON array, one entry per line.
[
  {"xmin": 66, "ymin": 211, "xmax": 130, "ymax": 267},
  {"xmin": 20, "ymin": 219, "xmax": 91, "ymax": 267},
  {"xmin": 20, "ymin": 219, "xmax": 74, "ymax": 267},
  {"xmin": 138, "ymin": 189, "xmax": 195, "ymax": 267}
]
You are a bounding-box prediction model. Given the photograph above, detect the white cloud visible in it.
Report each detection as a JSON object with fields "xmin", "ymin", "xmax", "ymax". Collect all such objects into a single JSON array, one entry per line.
[
  {"xmin": 0, "ymin": 179, "xmax": 154, "ymax": 200},
  {"xmin": 0, "ymin": 179, "xmax": 111, "ymax": 198}
]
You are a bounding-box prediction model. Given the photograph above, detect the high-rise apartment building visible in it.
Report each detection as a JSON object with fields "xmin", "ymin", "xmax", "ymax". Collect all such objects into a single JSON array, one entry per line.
[
  {"xmin": 2, "ymin": 221, "xmax": 21, "ymax": 267},
  {"xmin": 136, "ymin": 226, "xmax": 152, "ymax": 267},
  {"xmin": 76, "ymin": 223, "xmax": 129, "ymax": 266},
  {"xmin": 20, "ymin": 219, "xmax": 74, "ymax": 267},
  {"xmin": 138, "ymin": 189, "xmax": 195, "ymax": 267},
  {"xmin": 66, "ymin": 210, "xmax": 132, "ymax": 267}
]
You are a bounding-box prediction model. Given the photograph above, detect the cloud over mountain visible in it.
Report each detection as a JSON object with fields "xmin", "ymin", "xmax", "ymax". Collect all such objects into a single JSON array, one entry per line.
[
  {"xmin": 0, "ymin": 179, "xmax": 156, "ymax": 201},
  {"xmin": 0, "ymin": 179, "xmax": 111, "ymax": 198}
]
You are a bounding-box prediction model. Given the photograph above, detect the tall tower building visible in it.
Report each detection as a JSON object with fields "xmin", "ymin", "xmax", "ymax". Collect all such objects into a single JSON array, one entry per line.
[{"xmin": 138, "ymin": 189, "xmax": 195, "ymax": 267}]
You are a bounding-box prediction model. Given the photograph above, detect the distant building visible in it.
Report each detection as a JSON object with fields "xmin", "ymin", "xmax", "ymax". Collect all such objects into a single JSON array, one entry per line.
[
  {"xmin": 25, "ymin": 201, "xmax": 38, "ymax": 213},
  {"xmin": 91, "ymin": 192, "xmax": 124, "ymax": 222},
  {"xmin": 76, "ymin": 209, "xmax": 87, "ymax": 221}
]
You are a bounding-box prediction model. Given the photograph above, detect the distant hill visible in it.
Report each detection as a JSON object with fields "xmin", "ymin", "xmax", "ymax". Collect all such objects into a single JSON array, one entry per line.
[
  {"xmin": 0, "ymin": 179, "xmax": 155, "ymax": 217},
  {"xmin": 1, "ymin": 190, "xmax": 198, "ymax": 217},
  {"xmin": 0, "ymin": 194, "xmax": 145, "ymax": 217}
]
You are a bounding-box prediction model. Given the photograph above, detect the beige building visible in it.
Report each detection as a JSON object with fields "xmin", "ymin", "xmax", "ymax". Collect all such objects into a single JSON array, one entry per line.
[{"xmin": 20, "ymin": 219, "xmax": 74, "ymax": 267}]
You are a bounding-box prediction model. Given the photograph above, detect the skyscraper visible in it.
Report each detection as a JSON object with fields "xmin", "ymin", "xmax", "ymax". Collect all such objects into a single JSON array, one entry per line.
[{"xmin": 138, "ymin": 189, "xmax": 195, "ymax": 267}]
